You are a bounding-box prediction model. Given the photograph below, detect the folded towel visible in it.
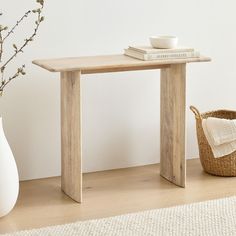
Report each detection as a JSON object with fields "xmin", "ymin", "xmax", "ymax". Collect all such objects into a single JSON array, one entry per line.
[
  {"xmin": 203, "ymin": 117, "xmax": 236, "ymax": 145},
  {"xmin": 202, "ymin": 117, "xmax": 236, "ymax": 158}
]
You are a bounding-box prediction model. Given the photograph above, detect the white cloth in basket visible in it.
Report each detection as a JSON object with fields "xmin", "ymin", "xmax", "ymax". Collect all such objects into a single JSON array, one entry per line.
[{"xmin": 202, "ymin": 117, "xmax": 236, "ymax": 158}]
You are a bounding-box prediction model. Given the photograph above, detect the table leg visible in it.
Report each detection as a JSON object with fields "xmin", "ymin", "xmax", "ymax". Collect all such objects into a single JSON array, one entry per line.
[
  {"xmin": 160, "ymin": 64, "xmax": 186, "ymax": 187},
  {"xmin": 61, "ymin": 71, "xmax": 82, "ymax": 202}
]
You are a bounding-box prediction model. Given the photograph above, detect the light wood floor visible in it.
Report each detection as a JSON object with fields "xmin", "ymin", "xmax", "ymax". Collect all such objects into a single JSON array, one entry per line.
[{"xmin": 1, "ymin": 158, "xmax": 236, "ymax": 234}]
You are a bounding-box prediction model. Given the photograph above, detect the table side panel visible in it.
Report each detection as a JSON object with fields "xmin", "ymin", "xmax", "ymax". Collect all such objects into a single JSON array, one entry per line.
[
  {"xmin": 160, "ymin": 64, "xmax": 186, "ymax": 187},
  {"xmin": 61, "ymin": 71, "xmax": 82, "ymax": 202}
]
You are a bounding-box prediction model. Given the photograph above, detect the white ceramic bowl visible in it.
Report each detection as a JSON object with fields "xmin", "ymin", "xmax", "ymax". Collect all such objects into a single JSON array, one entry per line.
[{"xmin": 150, "ymin": 36, "xmax": 178, "ymax": 49}]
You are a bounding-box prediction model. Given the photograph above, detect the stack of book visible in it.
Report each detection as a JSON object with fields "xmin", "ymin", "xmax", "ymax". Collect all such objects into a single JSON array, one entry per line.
[{"xmin": 124, "ymin": 46, "xmax": 200, "ymax": 61}]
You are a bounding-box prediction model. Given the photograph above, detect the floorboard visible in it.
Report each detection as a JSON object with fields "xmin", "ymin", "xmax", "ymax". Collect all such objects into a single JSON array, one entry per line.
[{"xmin": 0, "ymin": 159, "xmax": 236, "ymax": 234}]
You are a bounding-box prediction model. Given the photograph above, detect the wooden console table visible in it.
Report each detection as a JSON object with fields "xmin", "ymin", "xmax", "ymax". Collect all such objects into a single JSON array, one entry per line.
[{"xmin": 33, "ymin": 54, "xmax": 211, "ymax": 203}]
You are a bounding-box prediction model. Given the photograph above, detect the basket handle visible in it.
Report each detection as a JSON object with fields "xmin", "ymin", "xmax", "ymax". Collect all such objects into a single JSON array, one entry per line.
[{"xmin": 190, "ymin": 106, "xmax": 202, "ymax": 119}]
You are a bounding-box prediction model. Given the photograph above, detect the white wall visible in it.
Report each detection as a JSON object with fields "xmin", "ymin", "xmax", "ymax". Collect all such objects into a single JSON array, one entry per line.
[{"xmin": 1, "ymin": 0, "xmax": 236, "ymax": 181}]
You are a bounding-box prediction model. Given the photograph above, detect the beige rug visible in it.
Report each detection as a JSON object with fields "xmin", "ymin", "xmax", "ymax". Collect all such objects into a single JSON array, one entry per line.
[{"xmin": 3, "ymin": 196, "xmax": 236, "ymax": 236}]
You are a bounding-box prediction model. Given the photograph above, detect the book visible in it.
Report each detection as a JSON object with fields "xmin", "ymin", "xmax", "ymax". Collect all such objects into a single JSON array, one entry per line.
[
  {"xmin": 128, "ymin": 46, "xmax": 195, "ymax": 54},
  {"xmin": 124, "ymin": 48, "xmax": 200, "ymax": 61}
]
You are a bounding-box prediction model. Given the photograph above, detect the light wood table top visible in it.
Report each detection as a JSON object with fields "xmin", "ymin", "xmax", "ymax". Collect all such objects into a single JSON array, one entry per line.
[{"xmin": 33, "ymin": 54, "xmax": 211, "ymax": 74}]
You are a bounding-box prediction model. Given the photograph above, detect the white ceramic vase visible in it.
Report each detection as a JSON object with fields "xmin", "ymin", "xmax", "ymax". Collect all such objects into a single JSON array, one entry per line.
[{"xmin": 0, "ymin": 117, "xmax": 19, "ymax": 218}]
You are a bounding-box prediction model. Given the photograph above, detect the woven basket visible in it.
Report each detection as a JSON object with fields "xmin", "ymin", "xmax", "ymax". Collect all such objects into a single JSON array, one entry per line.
[{"xmin": 190, "ymin": 105, "xmax": 236, "ymax": 176}]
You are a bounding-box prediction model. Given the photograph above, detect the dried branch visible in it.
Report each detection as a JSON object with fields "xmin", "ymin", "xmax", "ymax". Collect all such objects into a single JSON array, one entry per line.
[
  {"xmin": 0, "ymin": 65, "xmax": 25, "ymax": 96},
  {"xmin": 3, "ymin": 10, "xmax": 31, "ymax": 42},
  {"xmin": 0, "ymin": 21, "xmax": 8, "ymax": 62},
  {"xmin": 0, "ymin": 0, "xmax": 45, "ymax": 95}
]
